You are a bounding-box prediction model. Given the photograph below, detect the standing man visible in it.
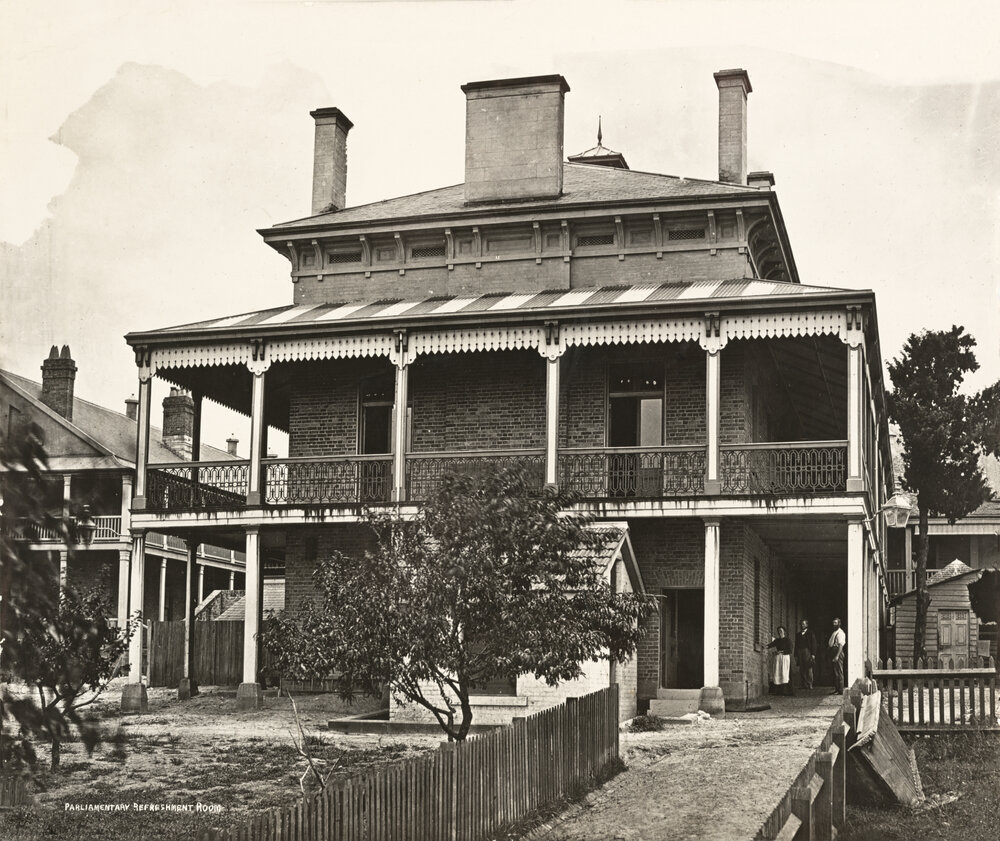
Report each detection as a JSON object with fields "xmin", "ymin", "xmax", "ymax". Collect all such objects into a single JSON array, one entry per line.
[
  {"xmin": 829, "ymin": 617, "xmax": 846, "ymax": 694},
  {"xmin": 795, "ymin": 619, "xmax": 817, "ymax": 689}
]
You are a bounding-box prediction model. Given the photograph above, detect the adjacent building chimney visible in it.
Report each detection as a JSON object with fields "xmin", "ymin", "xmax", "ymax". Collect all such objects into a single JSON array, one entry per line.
[
  {"xmin": 162, "ymin": 388, "xmax": 195, "ymax": 460},
  {"xmin": 226, "ymin": 435, "xmax": 239, "ymax": 457},
  {"xmin": 462, "ymin": 75, "xmax": 570, "ymax": 203},
  {"xmin": 747, "ymin": 171, "xmax": 774, "ymax": 190},
  {"xmin": 125, "ymin": 394, "xmax": 138, "ymax": 420},
  {"xmin": 310, "ymin": 107, "xmax": 353, "ymax": 215},
  {"xmin": 714, "ymin": 69, "xmax": 752, "ymax": 185},
  {"xmin": 40, "ymin": 345, "xmax": 77, "ymax": 421}
]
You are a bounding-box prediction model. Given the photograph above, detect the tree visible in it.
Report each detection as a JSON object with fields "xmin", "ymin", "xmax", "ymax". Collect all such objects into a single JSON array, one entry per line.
[
  {"xmin": 1, "ymin": 422, "xmax": 136, "ymax": 771},
  {"xmin": 886, "ymin": 326, "xmax": 999, "ymax": 661},
  {"xmin": 261, "ymin": 465, "xmax": 648, "ymax": 741}
]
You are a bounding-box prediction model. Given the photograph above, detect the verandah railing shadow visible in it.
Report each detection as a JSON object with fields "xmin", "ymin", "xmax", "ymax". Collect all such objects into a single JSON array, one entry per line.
[
  {"xmin": 869, "ymin": 657, "xmax": 999, "ymax": 731},
  {"xmin": 199, "ymin": 686, "xmax": 619, "ymax": 841}
]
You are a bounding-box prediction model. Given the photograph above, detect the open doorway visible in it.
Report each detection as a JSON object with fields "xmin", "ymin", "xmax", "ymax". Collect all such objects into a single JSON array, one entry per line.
[{"xmin": 660, "ymin": 588, "xmax": 704, "ymax": 689}]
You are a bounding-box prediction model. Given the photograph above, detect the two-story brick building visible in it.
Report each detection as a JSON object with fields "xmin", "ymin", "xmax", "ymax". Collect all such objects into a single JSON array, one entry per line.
[
  {"xmin": 123, "ymin": 70, "xmax": 894, "ymax": 716},
  {"xmin": 1, "ymin": 349, "xmax": 247, "ymax": 636}
]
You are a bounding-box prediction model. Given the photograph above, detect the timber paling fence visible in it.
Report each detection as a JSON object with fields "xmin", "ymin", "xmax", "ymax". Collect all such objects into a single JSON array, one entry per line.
[
  {"xmin": 869, "ymin": 657, "xmax": 998, "ymax": 731},
  {"xmin": 200, "ymin": 686, "xmax": 619, "ymax": 841},
  {"xmin": 755, "ymin": 707, "xmax": 847, "ymax": 841},
  {"xmin": 0, "ymin": 775, "xmax": 30, "ymax": 810}
]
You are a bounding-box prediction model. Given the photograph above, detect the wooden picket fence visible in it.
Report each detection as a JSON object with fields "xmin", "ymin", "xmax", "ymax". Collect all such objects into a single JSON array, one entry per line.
[
  {"xmin": 869, "ymin": 657, "xmax": 999, "ymax": 731},
  {"xmin": 200, "ymin": 686, "xmax": 619, "ymax": 841},
  {"xmin": 0, "ymin": 774, "xmax": 29, "ymax": 810}
]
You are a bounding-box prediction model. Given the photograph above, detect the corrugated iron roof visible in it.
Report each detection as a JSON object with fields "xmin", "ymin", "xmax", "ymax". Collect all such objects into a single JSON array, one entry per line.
[{"xmin": 151, "ymin": 277, "xmax": 849, "ymax": 337}]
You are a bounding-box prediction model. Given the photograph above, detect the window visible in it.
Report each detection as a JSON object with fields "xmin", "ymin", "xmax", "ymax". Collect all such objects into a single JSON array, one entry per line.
[
  {"xmin": 607, "ymin": 362, "xmax": 664, "ymax": 497},
  {"xmin": 607, "ymin": 362, "xmax": 664, "ymax": 447},
  {"xmin": 358, "ymin": 373, "xmax": 394, "ymax": 502}
]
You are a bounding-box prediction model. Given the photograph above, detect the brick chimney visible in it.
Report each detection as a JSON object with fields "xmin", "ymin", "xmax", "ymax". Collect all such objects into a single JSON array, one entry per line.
[
  {"xmin": 714, "ymin": 69, "xmax": 752, "ymax": 185},
  {"xmin": 462, "ymin": 75, "xmax": 570, "ymax": 203},
  {"xmin": 125, "ymin": 394, "xmax": 138, "ymax": 420},
  {"xmin": 226, "ymin": 435, "xmax": 239, "ymax": 457},
  {"xmin": 40, "ymin": 345, "xmax": 77, "ymax": 421},
  {"xmin": 310, "ymin": 107, "xmax": 353, "ymax": 215},
  {"xmin": 162, "ymin": 388, "xmax": 195, "ymax": 460}
]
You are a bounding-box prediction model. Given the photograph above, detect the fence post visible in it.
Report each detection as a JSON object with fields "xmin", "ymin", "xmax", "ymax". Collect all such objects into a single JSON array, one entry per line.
[
  {"xmin": 791, "ymin": 785, "xmax": 814, "ymax": 840},
  {"xmin": 566, "ymin": 697, "xmax": 579, "ymax": 785},
  {"xmin": 831, "ymin": 722, "xmax": 848, "ymax": 831},
  {"xmin": 815, "ymin": 750, "xmax": 835, "ymax": 841}
]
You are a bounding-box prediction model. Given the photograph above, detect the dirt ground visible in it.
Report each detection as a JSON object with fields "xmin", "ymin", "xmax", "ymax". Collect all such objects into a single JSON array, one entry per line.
[
  {"xmin": 533, "ymin": 690, "xmax": 843, "ymax": 841},
  {"xmin": 3, "ymin": 684, "xmax": 849, "ymax": 841},
  {"xmin": 0, "ymin": 679, "xmax": 440, "ymax": 841}
]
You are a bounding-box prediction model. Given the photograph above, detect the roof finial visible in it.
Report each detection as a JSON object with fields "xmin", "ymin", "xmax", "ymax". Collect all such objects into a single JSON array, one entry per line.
[{"xmin": 597, "ymin": 115, "xmax": 603, "ymax": 146}]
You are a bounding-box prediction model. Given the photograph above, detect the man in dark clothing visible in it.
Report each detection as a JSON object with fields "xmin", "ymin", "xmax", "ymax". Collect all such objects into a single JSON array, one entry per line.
[{"xmin": 795, "ymin": 619, "xmax": 818, "ymax": 689}]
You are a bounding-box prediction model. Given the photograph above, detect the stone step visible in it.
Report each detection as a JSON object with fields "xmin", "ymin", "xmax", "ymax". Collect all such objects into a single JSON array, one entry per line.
[
  {"xmin": 655, "ymin": 688, "xmax": 702, "ymax": 701},
  {"xmin": 649, "ymin": 697, "xmax": 701, "ymax": 717}
]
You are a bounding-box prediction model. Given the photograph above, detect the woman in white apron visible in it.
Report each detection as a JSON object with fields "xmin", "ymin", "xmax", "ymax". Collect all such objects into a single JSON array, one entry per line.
[{"xmin": 767, "ymin": 626, "xmax": 793, "ymax": 696}]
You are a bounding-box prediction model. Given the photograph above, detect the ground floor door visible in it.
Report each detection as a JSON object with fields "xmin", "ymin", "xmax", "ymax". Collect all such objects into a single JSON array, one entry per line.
[
  {"xmin": 938, "ymin": 609, "xmax": 970, "ymax": 663},
  {"xmin": 660, "ymin": 588, "xmax": 704, "ymax": 689}
]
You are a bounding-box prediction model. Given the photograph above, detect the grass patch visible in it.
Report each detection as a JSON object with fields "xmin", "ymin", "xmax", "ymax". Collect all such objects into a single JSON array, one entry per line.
[
  {"xmin": 841, "ymin": 732, "xmax": 1000, "ymax": 841},
  {"xmin": 627, "ymin": 714, "xmax": 664, "ymax": 732}
]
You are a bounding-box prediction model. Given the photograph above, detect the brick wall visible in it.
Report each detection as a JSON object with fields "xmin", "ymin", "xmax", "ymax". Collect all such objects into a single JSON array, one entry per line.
[
  {"xmin": 287, "ymin": 359, "xmax": 392, "ymax": 457},
  {"xmin": 626, "ymin": 518, "xmax": 799, "ymax": 705},
  {"xmin": 409, "ymin": 351, "xmax": 545, "ymax": 452},
  {"xmin": 560, "ymin": 342, "xmax": 707, "ymax": 448},
  {"xmin": 284, "ymin": 524, "xmax": 376, "ymax": 614},
  {"xmin": 629, "ymin": 519, "xmax": 704, "ymax": 701}
]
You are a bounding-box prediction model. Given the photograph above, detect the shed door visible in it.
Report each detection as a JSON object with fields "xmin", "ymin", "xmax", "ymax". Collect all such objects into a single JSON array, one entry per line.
[{"xmin": 938, "ymin": 610, "xmax": 969, "ymax": 664}]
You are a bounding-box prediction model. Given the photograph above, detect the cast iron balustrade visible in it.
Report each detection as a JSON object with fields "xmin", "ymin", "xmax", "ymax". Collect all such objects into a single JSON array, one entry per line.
[
  {"xmin": 559, "ymin": 446, "xmax": 707, "ymax": 499},
  {"xmin": 146, "ymin": 461, "xmax": 249, "ymax": 512},
  {"xmin": 265, "ymin": 455, "xmax": 393, "ymax": 505},
  {"xmin": 406, "ymin": 450, "xmax": 546, "ymax": 502},
  {"xmin": 720, "ymin": 442, "xmax": 847, "ymax": 495}
]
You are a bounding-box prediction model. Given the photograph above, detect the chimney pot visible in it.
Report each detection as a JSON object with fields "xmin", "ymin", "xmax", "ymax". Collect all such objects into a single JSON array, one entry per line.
[
  {"xmin": 226, "ymin": 435, "xmax": 239, "ymax": 457},
  {"xmin": 714, "ymin": 68, "xmax": 752, "ymax": 185},
  {"xmin": 125, "ymin": 394, "xmax": 139, "ymax": 421},
  {"xmin": 747, "ymin": 170, "xmax": 774, "ymax": 189},
  {"xmin": 40, "ymin": 345, "xmax": 77, "ymax": 421},
  {"xmin": 462, "ymin": 75, "xmax": 570, "ymax": 203},
  {"xmin": 310, "ymin": 107, "xmax": 353, "ymax": 215}
]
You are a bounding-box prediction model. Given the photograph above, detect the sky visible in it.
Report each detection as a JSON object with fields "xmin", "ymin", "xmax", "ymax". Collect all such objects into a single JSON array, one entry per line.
[{"xmin": 1, "ymin": 0, "xmax": 998, "ymax": 454}]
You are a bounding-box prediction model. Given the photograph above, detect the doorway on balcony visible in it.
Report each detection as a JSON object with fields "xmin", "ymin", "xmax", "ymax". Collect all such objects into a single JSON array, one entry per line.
[
  {"xmin": 607, "ymin": 362, "xmax": 663, "ymax": 497},
  {"xmin": 359, "ymin": 373, "xmax": 394, "ymax": 502},
  {"xmin": 660, "ymin": 588, "xmax": 704, "ymax": 689}
]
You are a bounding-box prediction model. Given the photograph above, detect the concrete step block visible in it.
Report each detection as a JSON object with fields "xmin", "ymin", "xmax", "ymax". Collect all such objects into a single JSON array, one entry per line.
[{"xmin": 648, "ymin": 698, "xmax": 700, "ymax": 717}]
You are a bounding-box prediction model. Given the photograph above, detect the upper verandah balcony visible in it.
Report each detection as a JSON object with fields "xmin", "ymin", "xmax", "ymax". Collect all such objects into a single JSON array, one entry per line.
[{"xmin": 125, "ymin": 277, "xmax": 893, "ymax": 521}]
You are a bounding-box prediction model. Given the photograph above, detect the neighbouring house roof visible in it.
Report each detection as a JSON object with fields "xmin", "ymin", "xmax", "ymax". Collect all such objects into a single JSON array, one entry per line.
[
  {"xmin": 268, "ymin": 163, "xmax": 759, "ymax": 231},
  {"xmin": 136, "ymin": 277, "xmax": 857, "ymax": 341},
  {"xmin": 890, "ymin": 559, "xmax": 995, "ymax": 604},
  {"xmin": 575, "ymin": 523, "xmax": 644, "ymax": 595},
  {"xmin": 217, "ymin": 579, "xmax": 285, "ymax": 620},
  {"xmin": 928, "ymin": 560, "xmax": 975, "ymax": 585},
  {"xmin": 0, "ymin": 369, "xmax": 233, "ymax": 468}
]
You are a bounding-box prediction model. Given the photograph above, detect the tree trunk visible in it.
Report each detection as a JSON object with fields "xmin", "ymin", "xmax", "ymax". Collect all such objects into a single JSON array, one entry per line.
[
  {"xmin": 912, "ymin": 509, "xmax": 931, "ymax": 663},
  {"xmin": 50, "ymin": 736, "xmax": 60, "ymax": 770},
  {"xmin": 456, "ymin": 684, "xmax": 473, "ymax": 742}
]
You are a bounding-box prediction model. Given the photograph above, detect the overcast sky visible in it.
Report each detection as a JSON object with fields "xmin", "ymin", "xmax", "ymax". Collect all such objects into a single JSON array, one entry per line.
[{"xmin": 1, "ymin": 0, "xmax": 998, "ymax": 453}]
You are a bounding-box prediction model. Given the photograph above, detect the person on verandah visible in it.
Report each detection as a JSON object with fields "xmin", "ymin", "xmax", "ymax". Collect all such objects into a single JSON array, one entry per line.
[
  {"xmin": 795, "ymin": 618, "xmax": 818, "ymax": 690},
  {"xmin": 828, "ymin": 617, "xmax": 846, "ymax": 695},
  {"xmin": 767, "ymin": 626, "xmax": 794, "ymax": 696}
]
